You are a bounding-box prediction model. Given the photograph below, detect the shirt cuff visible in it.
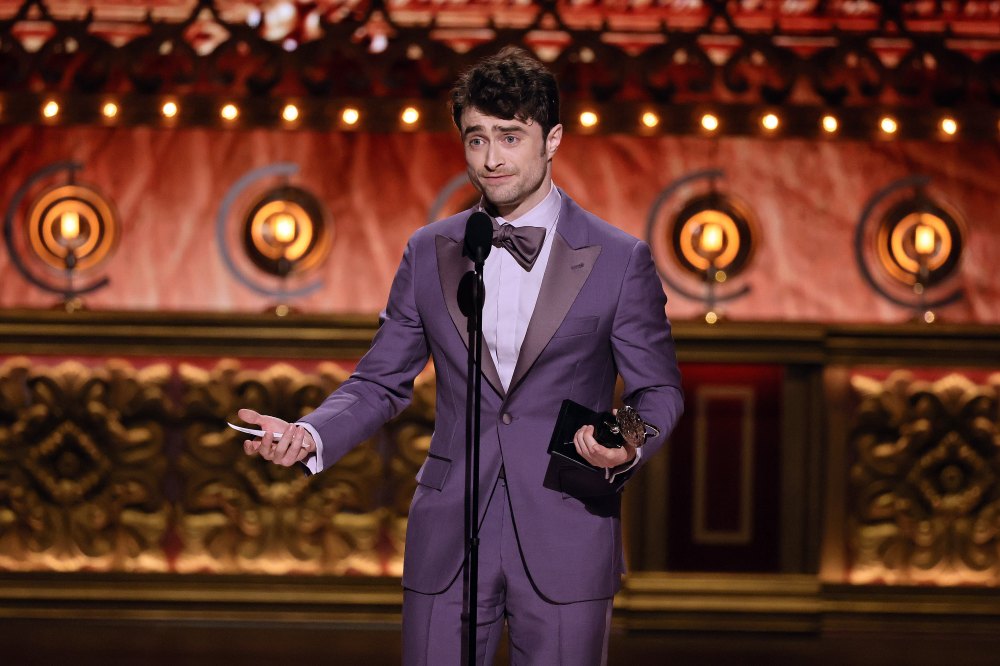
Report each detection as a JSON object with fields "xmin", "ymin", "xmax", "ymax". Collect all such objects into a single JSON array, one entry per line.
[
  {"xmin": 296, "ymin": 421, "xmax": 324, "ymax": 475},
  {"xmin": 606, "ymin": 446, "xmax": 642, "ymax": 483}
]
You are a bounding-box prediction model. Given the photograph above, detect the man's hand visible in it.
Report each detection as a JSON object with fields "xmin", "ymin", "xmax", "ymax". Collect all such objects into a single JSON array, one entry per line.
[
  {"xmin": 572, "ymin": 424, "xmax": 636, "ymax": 470},
  {"xmin": 238, "ymin": 408, "xmax": 316, "ymax": 467}
]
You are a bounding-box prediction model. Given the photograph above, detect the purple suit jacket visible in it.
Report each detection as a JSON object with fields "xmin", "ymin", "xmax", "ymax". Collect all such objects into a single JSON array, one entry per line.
[{"xmin": 302, "ymin": 191, "xmax": 683, "ymax": 603}]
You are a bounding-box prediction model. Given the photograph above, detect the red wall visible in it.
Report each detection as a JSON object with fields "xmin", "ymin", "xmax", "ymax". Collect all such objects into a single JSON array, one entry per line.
[{"xmin": 1, "ymin": 125, "xmax": 997, "ymax": 322}]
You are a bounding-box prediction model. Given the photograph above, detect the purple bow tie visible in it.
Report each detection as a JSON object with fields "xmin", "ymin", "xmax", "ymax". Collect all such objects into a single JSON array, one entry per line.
[{"xmin": 492, "ymin": 220, "xmax": 546, "ymax": 271}]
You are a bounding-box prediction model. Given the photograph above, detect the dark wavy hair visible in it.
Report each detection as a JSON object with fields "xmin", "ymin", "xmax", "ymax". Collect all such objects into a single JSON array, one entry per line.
[{"xmin": 450, "ymin": 46, "xmax": 561, "ymax": 139}]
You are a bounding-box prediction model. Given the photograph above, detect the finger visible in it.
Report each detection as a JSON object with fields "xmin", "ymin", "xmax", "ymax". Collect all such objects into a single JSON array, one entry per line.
[
  {"xmin": 243, "ymin": 438, "xmax": 261, "ymax": 456},
  {"xmin": 272, "ymin": 425, "xmax": 298, "ymax": 465},
  {"xmin": 573, "ymin": 426, "xmax": 590, "ymax": 455},
  {"xmin": 238, "ymin": 408, "xmax": 261, "ymax": 424},
  {"xmin": 301, "ymin": 430, "xmax": 316, "ymax": 455},
  {"xmin": 257, "ymin": 430, "xmax": 276, "ymax": 460},
  {"xmin": 575, "ymin": 426, "xmax": 602, "ymax": 465},
  {"xmin": 279, "ymin": 425, "xmax": 305, "ymax": 466}
]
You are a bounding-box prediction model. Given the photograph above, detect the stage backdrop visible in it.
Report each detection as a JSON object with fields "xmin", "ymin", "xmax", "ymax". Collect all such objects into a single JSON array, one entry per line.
[{"xmin": 1, "ymin": 126, "xmax": 997, "ymax": 323}]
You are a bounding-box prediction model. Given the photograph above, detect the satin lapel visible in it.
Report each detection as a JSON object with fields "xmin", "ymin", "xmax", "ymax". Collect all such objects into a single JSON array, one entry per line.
[
  {"xmin": 434, "ymin": 234, "xmax": 506, "ymax": 398},
  {"xmin": 507, "ymin": 232, "xmax": 601, "ymax": 395}
]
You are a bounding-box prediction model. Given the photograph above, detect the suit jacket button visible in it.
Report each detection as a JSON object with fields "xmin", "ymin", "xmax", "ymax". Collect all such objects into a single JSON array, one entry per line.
[{"xmin": 502, "ymin": 413, "xmax": 512, "ymax": 425}]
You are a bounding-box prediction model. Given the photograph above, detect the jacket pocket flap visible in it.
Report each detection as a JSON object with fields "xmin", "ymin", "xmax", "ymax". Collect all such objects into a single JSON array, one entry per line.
[
  {"xmin": 416, "ymin": 455, "xmax": 451, "ymax": 491},
  {"xmin": 553, "ymin": 316, "xmax": 599, "ymax": 338}
]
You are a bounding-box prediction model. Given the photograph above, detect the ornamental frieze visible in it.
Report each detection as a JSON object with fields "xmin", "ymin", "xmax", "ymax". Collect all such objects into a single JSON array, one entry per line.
[
  {"xmin": 0, "ymin": 356, "xmax": 171, "ymax": 572},
  {"xmin": 849, "ymin": 371, "xmax": 1000, "ymax": 585},
  {"xmin": 175, "ymin": 359, "xmax": 385, "ymax": 575}
]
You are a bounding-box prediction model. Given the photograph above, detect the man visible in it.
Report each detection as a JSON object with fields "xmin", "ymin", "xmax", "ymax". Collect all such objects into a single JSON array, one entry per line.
[{"xmin": 240, "ymin": 46, "xmax": 683, "ymax": 664}]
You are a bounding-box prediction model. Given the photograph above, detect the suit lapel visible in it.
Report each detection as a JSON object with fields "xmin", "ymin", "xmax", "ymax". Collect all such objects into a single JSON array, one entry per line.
[
  {"xmin": 507, "ymin": 231, "xmax": 601, "ymax": 395},
  {"xmin": 435, "ymin": 234, "xmax": 506, "ymax": 398}
]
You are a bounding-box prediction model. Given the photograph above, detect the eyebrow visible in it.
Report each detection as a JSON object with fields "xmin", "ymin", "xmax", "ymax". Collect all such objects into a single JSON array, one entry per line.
[{"xmin": 462, "ymin": 124, "xmax": 529, "ymax": 137}]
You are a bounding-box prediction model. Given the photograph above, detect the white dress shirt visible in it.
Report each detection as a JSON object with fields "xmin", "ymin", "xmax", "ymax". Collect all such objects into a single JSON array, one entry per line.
[{"xmin": 482, "ymin": 183, "xmax": 561, "ymax": 391}]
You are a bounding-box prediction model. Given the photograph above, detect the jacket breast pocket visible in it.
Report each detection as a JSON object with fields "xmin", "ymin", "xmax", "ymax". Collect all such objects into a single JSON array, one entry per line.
[{"xmin": 552, "ymin": 316, "xmax": 599, "ymax": 339}]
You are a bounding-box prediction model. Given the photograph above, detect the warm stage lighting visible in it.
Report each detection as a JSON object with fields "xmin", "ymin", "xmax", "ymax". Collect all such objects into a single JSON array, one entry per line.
[
  {"xmin": 761, "ymin": 113, "xmax": 779, "ymax": 131},
  {"xmin": 161, "ymin": 101, "xmax": 178, "ymax": 118},
  {"xmin": 822, "ymin": 114, "xmax": 839, "ymax": 133},
  {"xmin": 701, "ymin": 113, "xmax": 719, "ymax": 132},
  {"xmin": 102, "ymin": 102, "xmax": 118, "ymax": 119},
  {"xmin": 641, "ymin": 112, "xmax": 659, "ymax": 128},
  {"xmin": 42, "ymin": 100, "xmax": 59, "ymax": 118},
  {"xmin": 282, "ymin": 104, "xmax": 299, "ymax": 122},
  {"xmin": 401, "ymin": 107, "xmax": 420, "ymax": 125},
  {"xmin": 579, "ymin": 110, "xmax": 598, "ymax": 128},
  {"xmin": 221, "ymin": 103, "xmax": 239, "ymax": 121},
  {"xmin": 880, "ymin": 116, "xmax": 898, "ymax": 135},
  {"xmin": 342, "ymin": 107, "xmax": 360, "ymax": 125},
  {"xmin": 940, "ymin": 117, "xmax": 958, "ymax": 136}
]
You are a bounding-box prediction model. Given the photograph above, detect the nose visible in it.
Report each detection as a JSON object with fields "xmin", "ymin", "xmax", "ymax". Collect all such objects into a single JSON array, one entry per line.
[{"xmin": 484, "ymin": 142, "xmax": 504, "ymax": 172}]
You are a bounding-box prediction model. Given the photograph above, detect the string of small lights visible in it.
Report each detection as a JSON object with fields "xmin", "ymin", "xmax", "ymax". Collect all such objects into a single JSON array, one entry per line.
[{"xmin": 4, "ymin": 92, "xmax": 995, "ymax": 140}]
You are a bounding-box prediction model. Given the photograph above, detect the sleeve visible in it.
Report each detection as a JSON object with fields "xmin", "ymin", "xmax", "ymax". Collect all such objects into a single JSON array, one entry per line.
[
  {"xmin": 299, "ymin": 238, "xmax": 430, "ymax": 472},
  {"xmin": 297, "ymin": 421, "xmax": 324, "ymax": 475},
  {"xmin": 607, "ymin": 240, "xmax": 684, "ymax": 488}
]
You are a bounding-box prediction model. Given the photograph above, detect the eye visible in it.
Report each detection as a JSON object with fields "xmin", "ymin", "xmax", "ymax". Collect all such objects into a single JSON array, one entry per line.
[
  {"xmin": 468, "ymin": 137, "xmax": 485, "ymax": 147},
  {"xmin": 503, "ymin": 135, "xmax": 519, "ymax": 144}
]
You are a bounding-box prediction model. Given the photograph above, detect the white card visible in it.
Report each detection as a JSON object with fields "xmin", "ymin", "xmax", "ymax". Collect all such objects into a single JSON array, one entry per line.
[{"xmin": 227, "ymin": 422, "xmax": 282, "ymax": 439}]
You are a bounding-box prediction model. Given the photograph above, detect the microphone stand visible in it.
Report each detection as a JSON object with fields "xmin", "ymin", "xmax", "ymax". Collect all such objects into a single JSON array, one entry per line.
[
  {"xmin": 459, "ymin": 210, "xmax": 491, "ymax": 664},
  {"xmin": 462, "ymin": 260, "xmax": 485, "ymax": 666}
]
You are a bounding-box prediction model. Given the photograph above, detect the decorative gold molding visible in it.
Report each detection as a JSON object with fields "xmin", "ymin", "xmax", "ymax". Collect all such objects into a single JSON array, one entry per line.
[
  {"xmin": 848, "ymin": 371, "xmax": 1000, "ymax": 585},
  {"xmin": 0, "ymin": 356, "xmax": 171, "ymax": 572},
  {"xmin": 175, "ymin": 360, "xmax": 385, "ymax": 575},
  {"xmin": 2, "ymin": 309, "xmax": 1000, "ymax": 366}
]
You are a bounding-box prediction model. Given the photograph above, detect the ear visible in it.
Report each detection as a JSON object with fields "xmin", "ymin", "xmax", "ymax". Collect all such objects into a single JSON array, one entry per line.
[{"xmin": 545, "ymin": 123, "xmax": 563, "ymax": 158}]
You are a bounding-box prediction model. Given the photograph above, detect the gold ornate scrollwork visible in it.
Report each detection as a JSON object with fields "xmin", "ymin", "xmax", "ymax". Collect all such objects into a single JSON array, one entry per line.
[
  {"xmin": 849, "ymin": 371, "xmax": 1000, "ymax": 585},
  {"xmin": 0, "ymin": 357, "xmax": 171, "ymax": 572},
  {"xmin": 175, "ymin": 360, "xmax": 385, "ymax": 574}
]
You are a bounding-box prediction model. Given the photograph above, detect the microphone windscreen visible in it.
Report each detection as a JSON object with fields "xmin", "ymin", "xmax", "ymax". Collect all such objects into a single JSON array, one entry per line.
[
  {"xmin": 457, "ymin": 271, "xmax": 485, "ymax": 318},
  {"xmin": 463, "ymin": 211, "xmax": 493, "ymax": 262}
]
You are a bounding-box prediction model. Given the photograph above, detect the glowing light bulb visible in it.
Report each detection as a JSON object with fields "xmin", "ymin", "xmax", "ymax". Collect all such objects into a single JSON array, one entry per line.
[
  {"xmin": 221, "ymin": 103, "xmax": 239, "ymax": 121},
  {"xmin": 761, "ymin": 113, "xmax": 779, "ymax": 131},
  {"xmin": 342, "ymin": 108, "xmax": 360, "ymax": 125},
  {"xmin": 701, "ymin": 113, "xmax": 719, "ymax": 132},
  {"xmin": 940, "ymin": 117, "xmax": 958, "ymax": 136},
  {"xmin": 162, "ymin": 101, "xmax": 178, "ymax": 118},
  {"xmin": 914, "ymin": 224, "xmax": 935, "ymax": 256},
  {"xmin": 60, "ymin": 211, "xmax": 80, "ymax": 241},
  {"xmin": 273, "ymin": 213, "xmax": 296, "ymax": 244},
  {"xmin": 579, "ymin": 110, "xmax": 598, "ymax": 128},
  {"xmin": 880, "ymin": 116, "xmax": 898, "ymax": 135},
  {"xmin": 700, "ymin": 223, "xmax": 723, "ymax": 253},
  {"xmin": 641, "ymin": 112, "xmax": 659, "ymax": 128},
  {"xmin": 282, "ymin": 104, "xmax": 299, "ymax": 122},
  {"xmin": 102, "ymin": 102, "xmax": 118, "ymax": 119},
  {"xmin": 401, "ymin": 107, "xmax": 419, "ymax": 125},
  {"xmin": 822, "ymin": 115, "xmax": 838, "ymax": 133},
  {"xmin": 42, "ymin": 100, "xmax": 60, "ymax": 118}
]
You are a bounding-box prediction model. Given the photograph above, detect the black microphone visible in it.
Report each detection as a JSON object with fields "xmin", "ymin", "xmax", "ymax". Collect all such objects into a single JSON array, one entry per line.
[{"xmin": 463, "ymin": 211, "xmax": 493, "ymax": 265}]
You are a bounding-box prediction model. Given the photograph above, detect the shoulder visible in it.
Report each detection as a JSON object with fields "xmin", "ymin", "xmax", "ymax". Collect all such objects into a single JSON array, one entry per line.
[
  {"xmin": 409, "ymin": 209, "xmax": 470, "ymax": 247},
  {"xmin": 560, "ymin": 193, "xmax": 643, "ymax": 253}
]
